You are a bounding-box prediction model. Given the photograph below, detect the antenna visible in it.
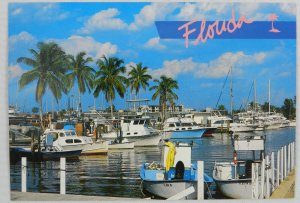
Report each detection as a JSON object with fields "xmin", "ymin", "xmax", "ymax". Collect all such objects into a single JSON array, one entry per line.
[
  {"xmin": 254, "ymin": 79, "xmax": 256, "ymax": 112},
  {"xmin": 230, "ymin": 66, "xmax": 233, "ymax": 116},
  {"xmin": 268, "ymin": 80, "xmax": 271, "ymax": 114}
]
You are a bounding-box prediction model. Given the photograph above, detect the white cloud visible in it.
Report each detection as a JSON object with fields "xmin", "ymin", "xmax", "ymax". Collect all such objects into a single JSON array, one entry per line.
[
  {"xmin": 279, "ymin": 3, "xmax": 297, "ymax": 16},
  {"xmin": 129, "ymin": 3, "xmax": 180, "ymax": 31},
  {"xmin": 151, "ymin": 51, "xmax": 268, "ymax": 79},
  {"xmin": 53, "ymin": 35, "xmax": 118, "ymax": 59},
  {"xmin": 278, "ymin": 71, "xmax": 291, "ymax": 77},
  {"xmin": 10, "ymin": 3, "xmax": 69, "ymax": 22},
  {"xmin": 36, "ymin": 3, "xmax": 70, "ymax": 21},
  {"xmin": 9, "ymin": 31, "xmax": 35, "ymax": 45},
  {"xmin": 144, "ymin": 37, "xmax": 166, "ymax": 50},
  {"xmin": 124, "ymin": 62, "xmax": 136, "ymax": 75},
  {"xmin": 12, "ymin": 8, "xmax": 22, "ymax": 16},
  {"xmin": 151, "ymin": 58, "xmax": 196, "ymax": 79},
  {"xmin": 195, "ymin": 51, "xmax": 267, "ymax": 78},
  {"xmin": 176, "ymin": 3, "xmax": 228, "ymax": 20},
  {"xmin": 8, "ymin": 64, "xmax": 25, "ymax": 80},
  {"xmin": 79, "ymin": 8, "xmax": 128, "ymax": 34}
]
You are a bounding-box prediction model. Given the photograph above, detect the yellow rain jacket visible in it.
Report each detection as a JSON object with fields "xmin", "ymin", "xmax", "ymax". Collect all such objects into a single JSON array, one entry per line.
[{"xmin": 165, "ymin": 141, "xmax": 176, "ymax": 172}]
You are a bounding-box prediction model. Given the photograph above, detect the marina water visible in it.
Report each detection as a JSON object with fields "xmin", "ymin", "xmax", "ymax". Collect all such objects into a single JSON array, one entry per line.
[{"xmin": 10, "ymin": 127, "xmax": 295, "ymax": 198}]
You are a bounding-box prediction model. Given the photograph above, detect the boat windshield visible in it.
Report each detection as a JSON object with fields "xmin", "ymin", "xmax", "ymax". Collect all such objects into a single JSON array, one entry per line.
[
  {"xmin": 175, "ymin": 122, "xmax": 181, "ymax": 127},
  {"xmin": 181, "ymin": 123, "xmax": 193, "ymax": 127},
  {"xmin": 65, "ymin": 131, "xmax": 77, "ymax": 136}
]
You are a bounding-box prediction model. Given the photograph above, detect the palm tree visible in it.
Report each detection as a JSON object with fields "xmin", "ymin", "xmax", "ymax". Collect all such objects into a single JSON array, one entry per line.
[
  {"xmin": 150, "ymin": 75, "xmax": 178, "ymax": 123},
  {"xmin": 93, "ymin": 56, "xmax": 127, "ymax": 118},
  {"xmin": 17, "ymin": 42, "xmax": 68, "ymax": 129},
  {"xmin": 128, "ymin": 63, "xmax": 152, "ymax": 111},
  {"xmin": 268, "ymin": 13, "xmax": 280, "ymax": 33},
  {"xmin": 66, "ymin": 52, "xmax": 95, "ymax": 118}
]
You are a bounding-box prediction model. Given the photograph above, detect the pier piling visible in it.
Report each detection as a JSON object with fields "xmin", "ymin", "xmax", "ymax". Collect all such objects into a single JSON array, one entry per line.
[
  {"xmin": 260, "ymin": 158, "xmax": 265, "ymax": 199},
  {"xmin": 271, "ymin": 152, "xmax": 275, "ymax": 192},
  {"xmin": 266, "ymin": 155, "xmax": 270, "ymax": 198},
  {"xmin": 197, "ymin": 161, "xmax": 204, "ymax": 200},
  {"xmin": 276, "ymin": 150, "xmax": 280, "ymax": 187},
  {"xmin": 280, "ymin": 147, "xmax": 283, "ymax": 182},
  {"xmin": 60, "ymin": 157, "xmax": 66, "ymax": 195},
  {"xmin": 21, "ymin": 157, "xmax": 27, "ymax": 192}
]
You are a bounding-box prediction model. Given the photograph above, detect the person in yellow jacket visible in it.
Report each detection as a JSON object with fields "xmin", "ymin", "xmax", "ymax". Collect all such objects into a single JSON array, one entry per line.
[{"xmin": 165, "ymin": 141, "xmax": 176, "ymax": 172}]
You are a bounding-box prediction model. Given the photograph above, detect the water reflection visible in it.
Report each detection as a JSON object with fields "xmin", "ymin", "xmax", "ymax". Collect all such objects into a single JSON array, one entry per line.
[{"xmin": 10, "ymin": 128, "xmax": 295, "ymax": 198}]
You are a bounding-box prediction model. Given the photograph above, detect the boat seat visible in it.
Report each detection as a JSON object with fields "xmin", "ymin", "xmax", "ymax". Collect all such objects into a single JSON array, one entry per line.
[{"xmin": 174, "ymin": 161, "xmax": 184, "ymax": 179}]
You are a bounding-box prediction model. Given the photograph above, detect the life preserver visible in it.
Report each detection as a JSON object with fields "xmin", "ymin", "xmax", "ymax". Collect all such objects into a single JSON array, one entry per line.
[{"xmin": 233, "ymin": 150, "xmax": 237, "ymax": 165}]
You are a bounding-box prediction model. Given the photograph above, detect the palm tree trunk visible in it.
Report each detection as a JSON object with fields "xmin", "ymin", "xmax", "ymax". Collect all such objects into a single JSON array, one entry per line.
[
  {"xmin": 110, "ymin": 97, "xmax": 113, "ymax": 118},
  {"xmin": 78, "ymin": 86, "xmax": 81, "ymax": 118},
  {"xmin": 162, "ymin": 101, "xmax": 166, "ymax": 123},
  {"xmin": 39, "ymin": 99, "xmax": 44, "ymax": 130},
  {"xmin": 134, "ymin": 93, "xmax": 137, "ymax": 111}
]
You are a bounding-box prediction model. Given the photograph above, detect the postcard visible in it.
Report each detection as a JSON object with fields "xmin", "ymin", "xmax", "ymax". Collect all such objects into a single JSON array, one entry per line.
[{"xmin": 1, "ymin": 0, "xmax": 298, "ymax": 201}]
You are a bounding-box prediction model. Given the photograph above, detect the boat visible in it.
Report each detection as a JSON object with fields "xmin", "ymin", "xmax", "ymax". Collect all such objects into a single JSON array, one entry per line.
[
  {"xmin": 289, "ymin": 120, "xmax": 296, "ymax": 127},
  {"xmin": 208, "ymin": 112, "xmax": 257, "ymax": 133},
  {"xmin": 10, "ymin": 146, "xmax": 82, "ymax": 160},
  {"xmin": 163, "ymin": 117, "xmax": 207, "ymax": 139},
  {"xmin": 100, "ymin": 117, "xmax": 162, "ymax": 147},
  {"xmin": 108, "ymin": 138, "xmax": 135, "ymax": 149},
  {"xmin": 41, "ymin": 125, "xmax": 108, "ymax": 155},
  {"xmin": 140, "ymin": 141, "xmax": 214, "ymax": 199},
  {"xmin": 229, "ymin": 121, "xmax": 258, "ymax": 132},
  {"xmin": 40, "ymin": 148, "xmax": 82, "ymax": 159},
  {"xmin": 213, "ymin": 133, "xmax": 265, "ymax": 199}
]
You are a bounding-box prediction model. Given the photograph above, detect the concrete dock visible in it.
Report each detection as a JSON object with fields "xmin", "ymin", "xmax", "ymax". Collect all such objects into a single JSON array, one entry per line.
[
  {"xmin": 11, "ymin": 191, "xmax": 143, "ymax": 201},
  {"xmin": 270, "ymin": 169, "xmax": 295, "ymax": 199}
]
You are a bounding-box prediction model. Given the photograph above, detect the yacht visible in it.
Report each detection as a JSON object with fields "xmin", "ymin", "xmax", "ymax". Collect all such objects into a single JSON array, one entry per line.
[
  {"xmin": 100, "ymin": 117, "xmax": 162, "ymax": 147},
  {"xmin": 208, "ymin": 114, "xmax": 256, "ymax": 133},
  {"xmin": 163, "ymin": 117, "xmax": 207, "ymax": 139},
  {"xmin": 41, "ymin": 126, "xmax": 108, "ymax": 155}
]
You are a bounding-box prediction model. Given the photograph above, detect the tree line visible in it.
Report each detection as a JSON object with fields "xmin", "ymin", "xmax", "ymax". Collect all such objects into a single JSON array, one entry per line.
[
  {"xmin": 217, "ymin": 96, "xmax": 296, "ymax": 120},
  {"xmin": 18, "ymin": 42, "xmax": 178, "ymax": 129}
]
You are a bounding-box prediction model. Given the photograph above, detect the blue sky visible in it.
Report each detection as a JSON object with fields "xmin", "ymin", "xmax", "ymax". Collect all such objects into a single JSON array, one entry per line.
[{"xmin": 8, "ymin": 2, "xmax": 296, "ymax": 113}]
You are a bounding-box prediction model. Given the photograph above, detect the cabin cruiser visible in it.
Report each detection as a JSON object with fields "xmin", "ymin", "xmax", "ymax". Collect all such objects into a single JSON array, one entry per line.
[
  {"xmin": 99, "ymin": 117, "xmax": 161, "ymax": 147},
  {"xmin": 213, "ymin": 133, "xmax": 265, "ymax": 198},
  {"xmin": 140, "ymin": 141, "xmax": 213, "ymax": 199},
  {"xmin": 163, "ymin": 117, "xmax": 207, "ymax": 139},
  {"xmin": 209, "ymin": 115, "xmax": 257, "ymax": 133},
  {"xmin": 41, "ymin": 125, "xmax": 108, "ymax": 155}
]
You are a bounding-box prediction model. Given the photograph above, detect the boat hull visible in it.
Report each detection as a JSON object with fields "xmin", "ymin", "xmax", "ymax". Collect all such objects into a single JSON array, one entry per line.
[
  {"xmin": 81, "ymin": 141, "xmax": 108, "ymax": 155},
  {"xmin": 167, "ymin": 129, "xmax": 206, "ymax": 139},
  {"xmin": 126, "ymin": 133, "xmax": 162, "ymax": 146},
  {"xmin": 214, "ymin": 179, "xmax": 252, "ymax": 199},
  {"xmin": 41, "ymin": 150, "xmax": 82, "ymax": 159},
  {"xmin": 108, "ymin": 142, "xmax": 134, "ymax": 149},
  {"xmin": 142, "ymin": 180, "xmax": 197, "ymax": 199}
]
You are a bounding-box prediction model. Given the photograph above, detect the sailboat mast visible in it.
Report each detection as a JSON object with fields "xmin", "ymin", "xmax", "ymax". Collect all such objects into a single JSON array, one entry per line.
[
  {"xmin": 230, "ymin": 66, "xmax": 233, "ymax": 116},
  {"xmin": 268, "ymin": 80, "xmax": 271, "ymax": 114},
  {"xmin": 254, "ymin": 79, "xmax": 256, "ymax": 112}
]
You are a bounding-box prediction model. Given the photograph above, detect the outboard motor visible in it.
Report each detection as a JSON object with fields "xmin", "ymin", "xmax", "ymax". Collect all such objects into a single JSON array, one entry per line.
[{"xmin": 175, "ymin": 161, "xmax": 185, "ymax": 179}]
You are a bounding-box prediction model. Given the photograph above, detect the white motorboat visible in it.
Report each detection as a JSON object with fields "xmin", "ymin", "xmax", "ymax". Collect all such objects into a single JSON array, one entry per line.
[
  {"xmin": 163, "ymin": 117, "xmax": 206, "ymax": 139},
  {"xmin": 213, "ymin": 134, "xmax": 265, "ymax": 199},
  {"xmin": 229, "ymin": 122, "xmax": 257, "ymax": 132},
  {"xmin": 108, "ymin": 138, "xmax": 134, "ymax": 149},
  {"xmin": 41, "ymin": 125, "xmax": 108, "ymax": 155},
  {"xmin": 100, "ymin": 117, "xmax": 162, "ymax": 147},
  {"xmin": 208, "ymin": 114, "xmax": 256, "ymax": 133}
]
